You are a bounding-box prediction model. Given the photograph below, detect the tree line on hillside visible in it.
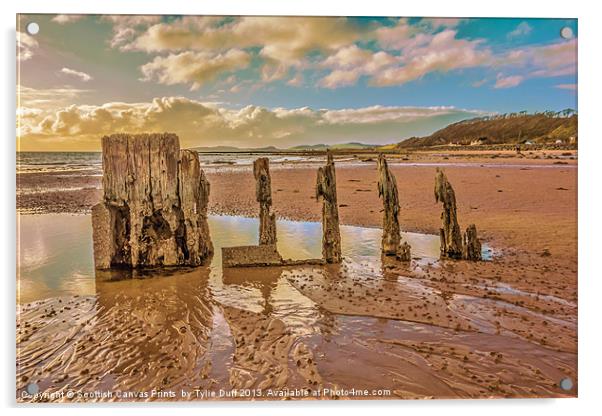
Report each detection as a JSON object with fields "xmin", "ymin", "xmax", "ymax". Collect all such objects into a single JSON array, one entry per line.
[{"xmin": 465, "ymin": 109, "xmax": 576, "ymax": 124}]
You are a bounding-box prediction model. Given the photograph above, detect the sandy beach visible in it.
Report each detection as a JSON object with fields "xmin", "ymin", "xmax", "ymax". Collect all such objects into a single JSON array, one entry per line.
[{"xmin": 16, "ymin": 149, "xmax": 578, "ymax": 401}]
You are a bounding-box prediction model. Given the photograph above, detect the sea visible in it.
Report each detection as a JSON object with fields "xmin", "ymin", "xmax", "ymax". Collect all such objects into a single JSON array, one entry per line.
[{"xmin": 16, "ymin": 151, "xmax": 344, "ymax": 175}]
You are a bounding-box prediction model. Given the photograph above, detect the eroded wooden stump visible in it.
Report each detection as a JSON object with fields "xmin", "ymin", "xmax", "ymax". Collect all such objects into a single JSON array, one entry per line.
[
  {"xmin": 377, "ymin": 154, "xmax": 412, "ymax": 260},
  {"xmin": 434, "ymin": 168, "xmax": 481, "ymax": 261},
  {"xmin": 253, "ymin": 158, "xmax": 277, "ymax": 245},
  {"xmin": 91, "ymin": 133, "xmax": 213, "ymax": 269},
  {"xmin": 316, "ymin": 150, "xmax": 342, "ymax": 263},
  {"xmin": 434, "ymin": 168, "xmax": 464, "ymax": 259},
  {"xmin": 463, "ymin": 224, "xmax": 482, "ymax": 261}
]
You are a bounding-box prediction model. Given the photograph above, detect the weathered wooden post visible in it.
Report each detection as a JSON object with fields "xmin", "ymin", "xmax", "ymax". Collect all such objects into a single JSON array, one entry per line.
[
  {"xmin": 434, "ymin": 168, "xmax": 463, "ymax": 259},
  {"xmin": 253, "ymin": 158, "xmax": 277, "ymax": 245},
  {"xmin": 316, "ymin": 150, "xmax": 342, "ymax": 263},
  {"xmin": 91, "ymin": 133, "xmax": 213, "ymax": 269},
  {"xmin": 377, "ymin": 154, "xmax": 411, "ymax": 261},
  {"xmin": 377, "ymin": 154, "xmax": 400, "ymax": 254},
  {"xmin": 463, "ymin": 224, "xmax": 482, "ymax": 261},
  {"xmin": 179, "ymin": 149, "xmax": 213, "ymax": 263}
]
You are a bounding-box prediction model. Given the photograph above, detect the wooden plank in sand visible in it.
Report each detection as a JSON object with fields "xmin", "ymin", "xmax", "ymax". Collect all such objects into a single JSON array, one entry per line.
[{"xmin": 222, "ymin": 245, "xmax": 283, "ymax": 267}]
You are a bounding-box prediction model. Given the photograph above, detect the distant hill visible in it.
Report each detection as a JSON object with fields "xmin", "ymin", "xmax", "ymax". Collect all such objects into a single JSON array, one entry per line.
[
  {"xmin": 192, "ymin": 142, "xmax": 378, "ymax": 152},
  {"xmin": 396, "ymin": 113, "xmax": 577, "ymax": 148},
  {"xmin": 191, "ymin": 145, "xmax": 280, "ymax": 152},
  {"xmin": 289, "ymin": 142, "xmax": 378, "ymax": 151}
]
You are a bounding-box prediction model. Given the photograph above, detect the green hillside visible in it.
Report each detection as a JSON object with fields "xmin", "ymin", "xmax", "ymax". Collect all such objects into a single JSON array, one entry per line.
[{"xmin": 396, "ymin": 112, "xmax": 577, "ymax": 148}]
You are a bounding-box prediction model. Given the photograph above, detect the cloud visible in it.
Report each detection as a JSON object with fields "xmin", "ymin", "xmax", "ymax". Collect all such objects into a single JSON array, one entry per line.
[
  {"xmin": 60, "ymin": 67, "xmax": 93, "ymax": 82},
  {"xmin": 17, "ymin": 31, "xmax": 38, "ymax": 61},
  {"xmin": 286, "ymin": 72, "xmax": 304, "ymax": 87},
  {"xmin": 51, "ymin": 15, "xmax": 85, "ymax": 24},
  {"xmin": 424, "ymin": 18, "xmax": 464, "ymax": 29},
  {"xmin": 319, "ymin": 45, "xmax": 398, "ymax": 88},
  {"xmin": 96, "ymin": 16, "xmax": 579, "ymax": 91},
  {"xmin": 18, "ymin": 95, "xmax": 487, "ymax": 150},
  {"xmin": 319, "ymin": 70, "xmax": 362, "ymax": 89},
  {"xmin": 318, "ymin": 30, "xmax": 492, "ymax": 88},
  {"xmin": 472, "ymin": 78, "xmax": 487, "ymax": 87},
  {"xmin": 115, "ymin": 16, "xmax": 363, "ymax": 83},
  {"xmin": 18, "ymin": 86, "xmax": 92, "ymax": 111},
  {"xmin": 128, "ymin": 16, "xmax": 360, "ymax": 56},
  {"xmin": 494, "ymin": 74, "xmax": 524, "ymax": 88},
  {"xmin": 492, "ymin": 39, "xmax": 577, "ymax": 88},
  {"xmin": 140, "ymin": 49, "xmax": 251, "ymax": 90},
  {"xmin": 507, "ymin": 21, "xmax": 532, "ymax": 39},
  {"xmin": 525, "ymin": 39, "xmax": 577, "ymax": 78},
  {"xmin": 371, "ymin": 30, "xmax": 491, "ymax": 86},
  {"xmin": 101, "ymin": 15, "xmax": 163, "ymax": 49},
  {"xmin": 374, "ymin": 19, "xmax": 427, "ymax": 51},
  {"xmin": 555, "ymin": 83, "xmax": 577, "ymax": 90},
  {"xmin": 373, "ymin": 18, "xmax": 464, "ymax": 50}
]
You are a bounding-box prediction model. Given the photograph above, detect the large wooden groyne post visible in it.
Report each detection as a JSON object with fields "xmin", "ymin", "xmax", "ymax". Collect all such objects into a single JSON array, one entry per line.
[
  {"xmin": 316, "ymin": 150, "xmax": 342, "ymax": 263},
  {"xmin": 91, "ymin": 133, "xmax": 213, "ymax": 269},
  {"xmin": 377, "ymin": 155, "xmax": 411, "ymax": 261},
  {"xmin": 253, "ymin": 158, "xmax": 277, "ymax": 245},
  {"xmin": 434, "ymin": 168, "xmax": 481, "ymax": 260},
  {"xmin": 434, "ymin": 168, "xmax": 464, "ymax": 259}
]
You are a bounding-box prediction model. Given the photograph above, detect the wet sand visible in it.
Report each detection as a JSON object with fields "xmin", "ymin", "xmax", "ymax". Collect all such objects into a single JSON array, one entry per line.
[{"xmin": 16, "ymin": 150, "xmax": 577, "ymax": 401}]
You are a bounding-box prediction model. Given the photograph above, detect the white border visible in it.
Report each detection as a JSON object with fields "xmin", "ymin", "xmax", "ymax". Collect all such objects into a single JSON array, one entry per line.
[{"xmin": 3, "ymin": 1, "xmax": 600, "ymax": 415}]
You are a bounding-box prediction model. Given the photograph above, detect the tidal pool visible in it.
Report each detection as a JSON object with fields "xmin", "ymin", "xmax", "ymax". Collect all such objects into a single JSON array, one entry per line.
[
  {"xmin": 16, "ymin": 213, "xmax": 443, "ymax": 304},
  {"xmin": 17, "ymin": 213, "xmax": 571, "ymax": 403}
]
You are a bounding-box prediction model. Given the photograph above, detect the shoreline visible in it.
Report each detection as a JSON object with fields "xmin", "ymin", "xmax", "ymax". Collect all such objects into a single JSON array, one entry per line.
[
  {"xmin": 16, "ymin": 150, "xmax": 578, "ymax": 401},
  {"xmin": 17, "ymin": 152, "xmax": 578, "ymax": 310},
  {"xmin": 17, "ymin": 154, "xmax": 578, "ymax": 264}
]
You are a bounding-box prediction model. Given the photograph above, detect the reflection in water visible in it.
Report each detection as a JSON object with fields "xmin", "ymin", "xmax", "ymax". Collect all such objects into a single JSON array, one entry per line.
[
  {"xmin": 16, "ymin": 213, "xmax": 443, "ymax": 399},
  {"xmin": 17, "ymin": 214, "xmax": 443, "ymax": 304},
  {"xmin": 17, "ymin": 214, "xmax": 96, "ymax": 303},
  {"xmin": 17, "ymin": 213, "xmax": 571, "ymax": 402}
]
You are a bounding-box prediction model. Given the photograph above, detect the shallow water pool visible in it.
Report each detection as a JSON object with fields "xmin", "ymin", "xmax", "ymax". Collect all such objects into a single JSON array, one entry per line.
[{"xmin": 17, "ymin": 213, "xmax": 446, "ymax": 304}]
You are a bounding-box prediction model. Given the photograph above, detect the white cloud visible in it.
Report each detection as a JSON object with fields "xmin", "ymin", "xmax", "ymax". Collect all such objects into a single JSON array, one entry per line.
[
  {"xmin": 507, "ymin": 21, "xmax": 533, "ymax": 39},
  {"xmin": 101, "ymin": 15, "xmax": 163, "ymax": 49},
  {"xmin": 113, "ymin": 16, "xmax": 363, "ymax": 83},
  {"xmin": 494, "ymin": 74, "xmax": 524, "ymax": 88},
  {"xmin": 18, "ymin": 86, "xmax": 92, "ymax": 112},
  {"xmin": 555, "ymin": 83, "xmax": 577, "ymax": 91},
  {"xmin": 51, "ymin": 15, "xmax": 85, "ymax": 24},
  {"xmin": 286, "ymin": 72, "xmax": 304, "ymax": 87},
  {"xmin": 319, "ymin": 70, "xmax": 362, "ymax": 89},
  {"xmin": 140, "ymin": 49, "xmax": 251, "ymax": 90},
  {"xmin": 321, "ymin": 105, "xmax": 467, "ymax": 124},
  {"xmin": 316, "ymin": 25, "xmax": 493, "ymax": 88},
  {"xmin": 127, "ymin": 16, "xmax": 360, "ymax": 57},
  {"xmin": 493, "ymin": 39, "xmax": 577, "ymax": 88},
  {"xmin": 17, "ymin": 31, "xmax": 38, "ymax": 61},
  {"xmin": 319, "ymin": 45, "xmax": 398, "ymax": 88},
  {"xmin": 60, "ymin": 67, "xmax": 93, "ymax": 82},
  {"xmin": 371, "ymin": 30, "xmax": 492, "ymax": 87},
  {"xmin": 18, "ymin": 95, "xmax": 487, "ymax": 150},
  {"xmin": 374, "ymin": 19, "xmax": 427, "ymax": 51},
  {"xmin": 424, "ymin": 18, "xmax": 464, "ymax": 29},
  {"xmin": 525, "ymin": 39, "xmax": 577, "ymax": 78},
  {"xmin": 472, "ymin": 79, "xmax": 487, "ymax": 87},
  {"xmin": 336, "ymin": 25, "xmax": 575, "ymax": 89},
  {"xmin": 84, "ymin": 16, "xmax": 579, "ymax": 91}
]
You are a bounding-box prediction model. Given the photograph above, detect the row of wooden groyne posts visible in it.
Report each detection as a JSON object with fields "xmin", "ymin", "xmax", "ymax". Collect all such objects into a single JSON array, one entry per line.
[{"xmin": 91, "ymin": 133, "xmax": 481, "ymax": 271}]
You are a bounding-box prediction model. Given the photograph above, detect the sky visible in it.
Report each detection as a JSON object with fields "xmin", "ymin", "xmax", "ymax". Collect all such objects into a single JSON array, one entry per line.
[{"xmin": 17, "ymin": 15, "xmax": 577, "ymax": 151}]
